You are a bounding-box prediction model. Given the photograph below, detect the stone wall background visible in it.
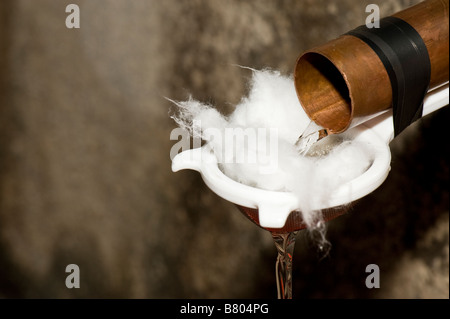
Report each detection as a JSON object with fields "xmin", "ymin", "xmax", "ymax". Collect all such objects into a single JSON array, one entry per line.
[{"xmin": 0, "ymin": 0, "xmax": 447, "ymax": 298}]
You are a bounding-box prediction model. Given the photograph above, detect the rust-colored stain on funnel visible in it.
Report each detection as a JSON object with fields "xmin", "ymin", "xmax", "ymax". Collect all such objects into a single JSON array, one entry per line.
[{"xmin": 294, "ymin": 0, "xmax": 449, "ymax": 134}]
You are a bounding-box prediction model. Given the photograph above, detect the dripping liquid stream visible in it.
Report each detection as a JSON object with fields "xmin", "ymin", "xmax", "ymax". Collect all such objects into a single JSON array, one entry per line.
[{"xmin": 271, "ymin": 231, "xmax": 299, "ymax": 299}]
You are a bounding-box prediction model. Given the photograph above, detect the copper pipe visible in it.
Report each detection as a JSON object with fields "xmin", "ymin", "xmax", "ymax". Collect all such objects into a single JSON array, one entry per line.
[{"xmin": 294, "ymin": 0, "xmax": 449, "ymax": 134}]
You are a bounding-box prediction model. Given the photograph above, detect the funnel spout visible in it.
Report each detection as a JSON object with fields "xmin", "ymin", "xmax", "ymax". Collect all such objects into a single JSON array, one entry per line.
[{"xmin": 171, "ymin": 148, "xmax": 203, "ymax": 173}]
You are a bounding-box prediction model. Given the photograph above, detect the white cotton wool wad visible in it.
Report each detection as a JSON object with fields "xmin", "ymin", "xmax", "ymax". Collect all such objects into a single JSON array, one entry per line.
[
  {"xmin": 228, "ymin": 69, "xmax": 311, "ymax": 143},
  {"xmin": 169, "ymin": 97, "xmax": 228, "ymax": 139},
  {"xmin": 169, "ymin": 68, "xmax": 373, "ymax": 229}
]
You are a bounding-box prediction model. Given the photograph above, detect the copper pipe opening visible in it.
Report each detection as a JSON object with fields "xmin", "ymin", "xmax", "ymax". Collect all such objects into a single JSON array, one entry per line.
[
  {"xmin": 294, "ymin": 0, "xmax": 449, "ymax": 135},
  {"xmin": 295, "ymin": 52, "xmax": 352, "ymax": 134}
]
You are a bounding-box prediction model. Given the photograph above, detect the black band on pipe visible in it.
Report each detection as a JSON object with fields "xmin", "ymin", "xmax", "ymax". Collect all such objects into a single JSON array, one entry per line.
[{"xmin": 346, "ymin": 17, "xmax": 431, "ymax": 137}]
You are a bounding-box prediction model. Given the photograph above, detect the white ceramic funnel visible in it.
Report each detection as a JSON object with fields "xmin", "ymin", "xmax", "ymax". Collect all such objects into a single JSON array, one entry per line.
[{"xmin": 172, "ymin": 83, "xmax": 449, "ymax": 229}]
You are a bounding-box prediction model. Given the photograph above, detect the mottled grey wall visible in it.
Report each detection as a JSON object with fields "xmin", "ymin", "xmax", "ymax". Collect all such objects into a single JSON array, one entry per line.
[{"xmin": 0, "ymin": 0, "xmax": 447, "ymax": 298}]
